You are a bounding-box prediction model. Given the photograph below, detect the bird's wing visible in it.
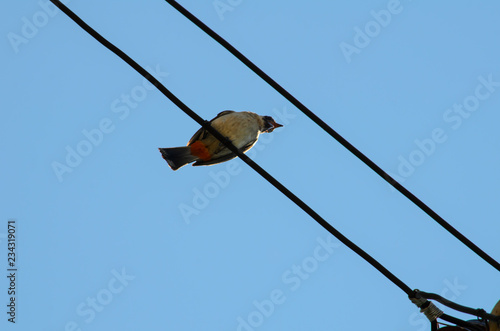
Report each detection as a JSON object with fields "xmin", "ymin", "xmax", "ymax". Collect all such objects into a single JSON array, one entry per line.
[
  {"xmin": 193, "ymin": 138, "xmax": 257, "ymax": 166},
  {"xmin": 187, "ymin": 110, "xmax": 235, "ymax": 145},
  {"xmin": 192, "ymin": 153, "xmax": 238, "ymax": 166},
  {"xmin": 212, "ymin": 136, "xmax": 257, "ymax": 156}
]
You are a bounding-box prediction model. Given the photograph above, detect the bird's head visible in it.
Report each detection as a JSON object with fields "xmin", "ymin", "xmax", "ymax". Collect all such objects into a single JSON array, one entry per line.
[{"xmin": 261, "ymin": 116, "xmax": 283, "ymax": 133}]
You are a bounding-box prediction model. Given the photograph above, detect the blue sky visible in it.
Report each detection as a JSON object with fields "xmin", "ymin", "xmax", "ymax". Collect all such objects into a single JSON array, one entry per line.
[{"xmin": 2, "ymin": 1, "xmax": 500, "ymax": 330}]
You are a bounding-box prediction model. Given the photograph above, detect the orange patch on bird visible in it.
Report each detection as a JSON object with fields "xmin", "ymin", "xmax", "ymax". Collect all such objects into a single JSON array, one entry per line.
[{"xmin": 190, "ymin": 141, "xmax": 211, "ymax": 161}]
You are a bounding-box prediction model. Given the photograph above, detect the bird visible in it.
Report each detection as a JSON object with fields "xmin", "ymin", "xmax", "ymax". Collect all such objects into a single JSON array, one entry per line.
[{"xmin": 159, "ymin": 111, "xmax": 283, "ymax": 170}]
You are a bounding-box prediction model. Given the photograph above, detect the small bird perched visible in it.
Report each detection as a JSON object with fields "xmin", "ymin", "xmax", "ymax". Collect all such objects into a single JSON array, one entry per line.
[{"xmin": 159, "ymin": 110, "xmax": 283, "ymax": 170}]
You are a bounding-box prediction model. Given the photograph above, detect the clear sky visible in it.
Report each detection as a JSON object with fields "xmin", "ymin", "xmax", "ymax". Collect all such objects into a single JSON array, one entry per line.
[{"xmin": 2, "ymin": 1, "xmax": 500, "ymax": 330}]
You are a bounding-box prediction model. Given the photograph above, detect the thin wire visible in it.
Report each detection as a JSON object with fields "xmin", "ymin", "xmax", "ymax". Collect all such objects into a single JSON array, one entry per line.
[
  {"xmin": 48, "ymin": 2, "xmax": 494, "ymax": 329},
  {"xmin": 162, "ymin": 0, "xmax": 500, "ymax": 273}
]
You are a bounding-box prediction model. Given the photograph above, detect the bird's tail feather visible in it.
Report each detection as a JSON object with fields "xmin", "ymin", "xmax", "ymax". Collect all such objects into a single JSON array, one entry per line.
[{"xmin": 159, "ymin": 147, "xmax": 198, "ymax": 171}]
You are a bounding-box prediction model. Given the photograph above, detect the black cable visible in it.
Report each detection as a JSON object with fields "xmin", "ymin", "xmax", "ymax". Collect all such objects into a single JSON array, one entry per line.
[
  {"xmin": 162, "ymin": 0, "xmax": 500, "ymax": 273},
  {"xmin": 439, "ymin": 314, "xmax": 485, "ymax": 331},
  {"xmin": 47, "ymin": 2, "xmax": 494, "ymax": 329},
  {"xmin": 49, "ymin": 0, "xmax": 413, "ymax": 295},
  {"xmin": 411, "ymin": 295, "xmax": 485, "ymax": 329},
  {"xmin": 415, "ymin": 290, "xmax": 500, "ymax": 323}
]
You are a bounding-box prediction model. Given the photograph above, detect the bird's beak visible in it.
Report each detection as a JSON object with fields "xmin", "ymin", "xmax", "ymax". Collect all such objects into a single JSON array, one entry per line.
[{"xmin": 263, "ymin": 119, "xmax": 283, "ymax": 133}]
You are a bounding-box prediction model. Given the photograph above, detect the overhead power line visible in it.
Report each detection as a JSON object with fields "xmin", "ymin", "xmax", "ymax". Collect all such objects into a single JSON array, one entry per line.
[
  {"xmin": 162, "ymin": 0, "xmax": 500, "ymax": 273},
  {"xmin": 48, "ymin": 1, "xmax": 498, "ymax": 328},
  {"xmin": 50, "ymin": 0, "xmax": 412, "ymax": 296}
]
